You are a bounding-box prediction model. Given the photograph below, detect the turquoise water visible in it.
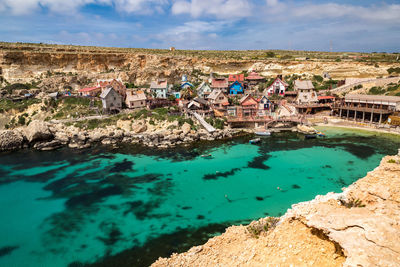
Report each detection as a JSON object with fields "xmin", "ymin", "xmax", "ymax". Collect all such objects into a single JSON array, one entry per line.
[{"xmin": 0, "ymin": 128, "xmax": 399, "ymax": 267}]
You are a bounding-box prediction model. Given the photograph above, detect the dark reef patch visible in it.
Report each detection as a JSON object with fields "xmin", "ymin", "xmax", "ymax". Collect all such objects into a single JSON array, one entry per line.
[
  {"xmin": 97, "ymin": 222, "xmax": 124, "ymax": 246},
  {"xmin": 0, "ymin": 246, "xmax": 19, "ymax": 258},
  {"xmin": 197, "ymin": 215, "xmax": 205, "ymax": 220},
  {"xmin": 323, "ymin": 165, "xmax": 332, "ymax": 169},
  {"xmin": 256, "ymin": 196, "xmax": 264, "ymax": 201},
  {"xmin": 203, "ymin": 168, "xmax": 241, "ymax": 180},
  {"xmin": 71, "ymin": 222, "xmax": 231, "ymax": 267},
  {"xmin": 132, "ymin": 174, "xmax": 163, "ymax": 184},
  {"xmin": 292, "ymin": 184, "xmax": 301, "ymax": 189},
  {"xmin": 247, "ymin": 155, "xmax": 270, "ymax": 170},
  {"xmin": 65, "ymin": 186, "xmax": 123, "ymax": 208},
  {"xmin": 109, "ymin": 159, "xmax": 134, "ymax": 173},
  {"xmin": 123, "ymin": 200, "xmax": 161, "ymax": 220}
]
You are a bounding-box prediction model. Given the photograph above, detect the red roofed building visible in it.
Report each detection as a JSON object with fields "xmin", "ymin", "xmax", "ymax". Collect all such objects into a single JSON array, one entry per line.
[
  {"xmin": 239, "ymin": 95, "xmax": 259, "ymax": 117},
  {"xmin": 318, "ymin": 95, "xmax": 336, "ymax": 104},
  {"xmin": 246, "ymin": 72, "xmax": 265, "ymax": 84},
  {"xmin": 78, "ymin": 86, "xmax": 101, "ymax": 97},
  {"xmin": 228, "ymin": 74, "xmax": 245, "ymax": 83},
  {"xmin": 211, "ymin": 78, "xmax": 229, "ymax": 91},
  {"xmin": 265, "ymin": 76, "xmax": 289, "ymax": 96},
  {"xmin": 97, "ymin": 79, "xmax": 126, "ymax": 99}
]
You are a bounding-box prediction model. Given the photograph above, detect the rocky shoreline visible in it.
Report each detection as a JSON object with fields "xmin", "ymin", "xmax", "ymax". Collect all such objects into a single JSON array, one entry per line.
[
  {"xmin": 152, "ymin": 153, "xmax": 400, "ymax": 267},
  {"xmin": 0, "ymin": 120, "xmax": 247, "ymax": 152}
]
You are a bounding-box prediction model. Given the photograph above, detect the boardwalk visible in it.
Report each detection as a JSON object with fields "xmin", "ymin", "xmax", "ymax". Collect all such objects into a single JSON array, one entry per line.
[{"xmin": 191, "ymin": 112, "xmax": 216, "ymax": 133}]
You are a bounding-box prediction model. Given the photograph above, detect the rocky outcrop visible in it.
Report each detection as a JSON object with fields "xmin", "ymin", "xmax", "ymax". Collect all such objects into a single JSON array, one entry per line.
[
  {"xmin": 23, "ymin": 120, "xmax": 53, "ymax": 143},
  {"xmin": 153, "ymin": 154, "xmax": 400, "ymax": 266},
  {"xmin": 1, "ymin": 43, "xmax": 399, "ymax": 89},
  {"xmin": 0, "ymin": 130, "xmax": 24, "ymax": 151}
]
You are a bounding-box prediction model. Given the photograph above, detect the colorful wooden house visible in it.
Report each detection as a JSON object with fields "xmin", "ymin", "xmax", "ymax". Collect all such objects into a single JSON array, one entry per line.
[
  {"xmin": 100, "ymin": 87, "xmax": 122, "ymax": 112},
  {"xmin": 125, "ymin": 89, "xmax": 147, "ymax": 109},
  {"xmin": 211, "ymin": 78, "xmax": 229, "ymax": 91},
  {"xmin": 265, "ymin": 76, "xmax": 288, "ymax": 96},
  {"xmin": 228, "ymin": 74, "xmax": 245, "ymax": 83},
  {"xmin": 78, "ymin": 86, "xmax": 101, "ymax": 97},
  {"xmin": 229, "ymin": 81, "xmax": 244, "ymax": 95},
  {"xmin": 294, "ymin": 80, "xmax": 318, "ymax": 104},
  {"xmin": 246, "ymin": 72, "xmax": 265, "ymax": 85},
  {"xmin": 97, "ymin": 79, "xmax": 126, "ymax": 99},
  {"xmin": 196, "ymin": 82, "xmax": 212, "ymax": 99},
  {"xmin": 239, "ymin": 95, "xmax": 258, "ymax": 117},
  {"xmin": 150, "ymin": 79, "xmax": 169, "ymax": 99},
  {"xmin": 208, "ymin": 90, "xmax": 229, "ymax": 110},
  {"xmin": 258, "ymin": 96, "xmax": 273, "ymax": 116},
  {"xmin": 180, "ymin": 82, "xmax": 194, "ymax": 90},
  {"xmin": 187, "ymin": 97, "xmax": 209, "ymax": 110},
  {"xmin": 259, "ymin": 96, "xmax": 272, "ymax": 110}
]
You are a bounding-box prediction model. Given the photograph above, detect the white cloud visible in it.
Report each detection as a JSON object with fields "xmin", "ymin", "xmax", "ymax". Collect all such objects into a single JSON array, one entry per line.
[
  {"xmin": 166, "ymin": 20, "xmax": 229, "ymax": 35},
  {"xmin": 0, "ymin": 0, "xmax": 167, "ymax": 15},
  {"xmin": 264, "ymin": 1, "xmax": 400, "ymax": 24},
  {"xmin": 171, "ymin": 0, "xmax": 251, "ymax": 19}
]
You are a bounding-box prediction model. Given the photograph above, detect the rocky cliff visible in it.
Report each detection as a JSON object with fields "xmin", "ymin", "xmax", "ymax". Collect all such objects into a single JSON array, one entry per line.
[
  {"xmin": 153, "ymin": 154, "xmax": 400, "ymax": 266},
  {"xmin": 1, "ymin": 43, "xmax": 399, "ymax": 92}
]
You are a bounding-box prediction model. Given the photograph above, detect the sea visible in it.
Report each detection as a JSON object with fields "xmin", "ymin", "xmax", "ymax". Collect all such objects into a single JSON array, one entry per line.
[{"xmin": 0, "ymin": 127, "xmax": 399, "ymax": 267}]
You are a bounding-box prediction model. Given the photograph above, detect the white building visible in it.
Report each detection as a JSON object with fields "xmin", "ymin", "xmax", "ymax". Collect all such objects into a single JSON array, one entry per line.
[{"xmin": 294, "ymin": 80, "xmax": 318, "ymax": 104}]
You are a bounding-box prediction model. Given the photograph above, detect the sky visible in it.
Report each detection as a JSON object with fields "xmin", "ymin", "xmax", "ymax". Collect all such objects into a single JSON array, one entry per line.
[{"xmin": 0, "ymin": 0, "xmax": 399, "ymax": 52}]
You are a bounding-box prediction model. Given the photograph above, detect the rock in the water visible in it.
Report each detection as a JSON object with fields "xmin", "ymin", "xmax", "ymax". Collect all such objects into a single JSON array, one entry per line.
[
  {"xmin": 24, "ymin": 120, "xmax": 53, "ymax": 143},
  {"xmin": 0, "ymin": 130, "xmax": 24, "ymax": 151},
  {"xmin": 34, "ymin": 140, "xmax": 63, "ymax": 151}
]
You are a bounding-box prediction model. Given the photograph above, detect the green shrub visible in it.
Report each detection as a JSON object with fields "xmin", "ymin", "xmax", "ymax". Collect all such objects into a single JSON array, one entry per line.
[
  {"xmin": 246, "ymin": 217, "xmax": 279, "ymax": 238},
  {"xmin": 387, "ymin": 159, "xmax": 397, "ymax": 163},
  {"xmin": 387, "ymin": 67, "xmax": 400, "ymax": 75},
  {"xmin": 340, "ymin": 198, "xmax": 366, "ymax": 208},
  {"xmin": 368, "ymin": 86, "xmax": 385, "ymax": 95},
  {"xmin": 313, "ymin": 75, "xmax": 323, "ymax": 83},
  {"xmin": 17, "ymin": 115, "xmax": 25, "ymax": 125}
]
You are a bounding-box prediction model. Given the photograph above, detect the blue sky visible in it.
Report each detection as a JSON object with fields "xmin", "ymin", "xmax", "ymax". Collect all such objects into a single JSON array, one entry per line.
[{"xmin": 0, "ymin": 0, "xmax": 399, "ymax": 52}]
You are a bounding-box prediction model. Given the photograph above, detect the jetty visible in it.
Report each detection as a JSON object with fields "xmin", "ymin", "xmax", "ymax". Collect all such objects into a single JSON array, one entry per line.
[{"xmin": 192, "ymin": 112, "xmax": 216, "ymax": 133}]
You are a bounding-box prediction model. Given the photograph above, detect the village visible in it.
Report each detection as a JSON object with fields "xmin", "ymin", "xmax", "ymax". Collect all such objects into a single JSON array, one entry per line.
[
  {"xmin": 1, "ymin": 69, "xmax": 400, "ymax": 152},
  {"xmin": 72, "ymin": 71, "xmax": 400, "ymax": 133}
]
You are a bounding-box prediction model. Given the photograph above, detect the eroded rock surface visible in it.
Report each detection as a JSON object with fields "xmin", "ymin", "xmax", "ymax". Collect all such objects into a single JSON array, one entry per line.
[{"xmin": 0, "ymin": 130, "xmax": 24, "ymax": 151}]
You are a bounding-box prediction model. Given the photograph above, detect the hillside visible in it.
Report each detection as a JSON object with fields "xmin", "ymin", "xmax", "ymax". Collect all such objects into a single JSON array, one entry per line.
[{"xmin": 1, "ymin": 42, "xmax": 400, "ymax": 93}]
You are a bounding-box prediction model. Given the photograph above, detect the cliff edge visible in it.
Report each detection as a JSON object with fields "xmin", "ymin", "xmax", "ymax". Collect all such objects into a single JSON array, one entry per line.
[{"xmin": 152, "ymin": 154, "xmax": 400, "ymax": 266}]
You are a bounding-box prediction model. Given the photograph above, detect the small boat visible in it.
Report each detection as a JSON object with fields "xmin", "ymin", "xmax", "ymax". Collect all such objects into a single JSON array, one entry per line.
[
  {"xmin": 201, "ymin": 154, "xmax": 212, "ymax": 158},
  {"xmin": 305, "ymin": 134, "xmax": 317, "ymax": 139},
  {"xmin": 316, "ymin": 131, "xmax": 326, "ymax": 137},
  {"xmin": 249, "ymin": 138, "xmax": 261, "ymax": 144},
  {"xmin": 255, "ymin": 131, "xmax": 271, "ymax": 136}
]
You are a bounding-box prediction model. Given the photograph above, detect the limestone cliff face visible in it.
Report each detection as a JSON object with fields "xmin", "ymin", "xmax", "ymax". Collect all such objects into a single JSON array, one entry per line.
[
  {"xmin": 1, "ymin": 44, "xmax": 399, "ymax": 92},
  {"xmin": 152, "ymin": 155, "xmax": 400, "ymax": 267}
]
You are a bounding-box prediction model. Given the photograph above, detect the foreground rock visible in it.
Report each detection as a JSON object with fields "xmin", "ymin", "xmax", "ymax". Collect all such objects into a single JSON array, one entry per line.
[
  {"xmin": 24, "ymin": 120, "xmax": 53, "ymax": 143},
  {"xmin": 153, "ymin": 154, "xmax": 400, "ymax": 267},
  {"xmin": 0, "ymin": 130, "xmax": 24, "ymax": 151}
]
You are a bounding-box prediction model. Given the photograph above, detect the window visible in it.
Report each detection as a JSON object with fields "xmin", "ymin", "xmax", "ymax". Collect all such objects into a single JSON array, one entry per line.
[{"xmin": 114, "ymin": 97, "xmax": 116, "ymax": 100}]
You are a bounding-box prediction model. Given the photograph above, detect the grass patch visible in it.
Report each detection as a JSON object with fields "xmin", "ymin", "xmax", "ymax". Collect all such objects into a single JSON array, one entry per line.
[{"xmin": 0, "ymin": 98, "xmax": 41, "ymax": 112}]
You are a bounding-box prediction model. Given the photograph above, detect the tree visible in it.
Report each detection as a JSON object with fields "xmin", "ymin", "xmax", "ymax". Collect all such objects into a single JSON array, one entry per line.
[{"xmin": 168, "ymin": 95, "xmax": 176, "ymax": 101}]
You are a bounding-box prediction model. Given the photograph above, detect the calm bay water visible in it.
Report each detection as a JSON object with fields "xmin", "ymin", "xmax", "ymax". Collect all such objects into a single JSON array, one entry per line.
[{"xmin": 0, "ymin": 127, "xmax": 399, "ymax": 267}]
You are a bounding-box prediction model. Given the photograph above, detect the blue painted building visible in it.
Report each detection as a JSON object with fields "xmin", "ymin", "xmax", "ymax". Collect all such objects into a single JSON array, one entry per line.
[
  {"xmin": 180, "ymin": 82, "xmax": 194, "ymax": 90},
  {"xmin": 229, "ymin": 81, "xmax": 244, "ymax": 95}
]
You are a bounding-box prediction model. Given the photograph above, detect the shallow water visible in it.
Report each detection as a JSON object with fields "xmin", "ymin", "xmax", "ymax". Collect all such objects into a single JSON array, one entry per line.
[{"xmin": 0, "ymin": 128, "xmax": 399, "ymax": 267}]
